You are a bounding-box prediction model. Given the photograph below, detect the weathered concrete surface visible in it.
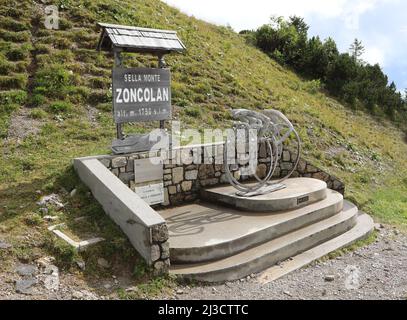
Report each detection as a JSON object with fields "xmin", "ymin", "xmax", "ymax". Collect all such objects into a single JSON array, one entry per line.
[
  {"xmin": 73, "ymin": 158, "xmax": 165, "ymax": 264},
  {"xmin": 201, "ymin": 178, "xmax": 327, "ymax": 212},
  {"xmin": 159, "ymin": 190, "xmax": 343, "ymax": 263},
  {"xmin": 170, "ymin": 202, "xmax": 359, "ymax": 282},
  {"xmin": 257, "ymin": 212, "xmax": 374, "ymax": 284}
]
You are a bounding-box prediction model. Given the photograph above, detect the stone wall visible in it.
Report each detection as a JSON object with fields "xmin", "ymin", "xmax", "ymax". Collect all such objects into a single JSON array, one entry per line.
[{"xmin": 97, "ymin": 142, "xmax": 345, "ymax": 208}]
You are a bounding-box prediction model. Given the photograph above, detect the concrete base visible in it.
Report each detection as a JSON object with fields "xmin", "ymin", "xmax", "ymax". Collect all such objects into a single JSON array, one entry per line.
[
  {"xmin": 257, "ymin": 212, "xmax": 374, "ymax": 284},
  {"xmin": 201, "ymin": 178, "xmax": 327, "ymax": 212},
  {"xmin": 159, "ymin": 189, "xmax": 343, "ymax": 263},
  {"xmin": 160, "ymin": 177, "xmax": 374, "ymax": 282}
]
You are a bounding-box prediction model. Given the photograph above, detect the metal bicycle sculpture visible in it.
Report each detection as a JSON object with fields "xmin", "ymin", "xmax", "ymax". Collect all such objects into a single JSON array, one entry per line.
[{"xmin": 224, "ymin": 109, "xmax": 301, "ymax": 197}]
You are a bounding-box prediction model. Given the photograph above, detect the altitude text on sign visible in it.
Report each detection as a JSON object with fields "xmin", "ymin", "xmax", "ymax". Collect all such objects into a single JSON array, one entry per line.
[{"xmin": 112, "ymin": 67, "xmax": 171, "ymax": 123}]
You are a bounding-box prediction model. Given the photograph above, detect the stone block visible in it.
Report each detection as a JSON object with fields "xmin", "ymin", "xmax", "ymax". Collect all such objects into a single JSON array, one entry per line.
[
  {"xmin": 307, "ymin": 165, "xmax": 318, "ymax": 173},
  {"xmin": 233, "ymin": 170, "xmax": 241, "ymax": 180},
  {"xmin": 168, "ymin": 186, "xmax": 177, "ymax": 195},
  {"xmin": 185, "ymin": 164, "xmax": 197, "ymax": 170},
  {"xmin": 126, "ymin": 159, "xmax": 134, "ymax": 172},
  {"xmin": 181, "ymin": 181, "xmax": 192, "ymax": 192},
  {"xmin": 160, "ymin": 242, "xmax": 170, "ymax": 259},
  {"xmin": 111, "ymin": 157, "xmax": 127, "ymax": 168},
  {"xmin": 151, "ymin": 244, "xmax": 161, "ymax": 262},
  {"xmin": 163, "ymin": 188, "xmax": 170, "ymax": 206},
  {"xmin": 118, "ymin": 172, "xmax": 134, "ymax": 184},
  {"xmin": 280, "ymin": 162, "xmax": 293, "ymax": 170},
  {"xmin": 256, "ymin": 164, "xmax": 267, "ymax": 179},
  {"xmin": 333, "ymin": 179, "xmax": 342, "ymax": 190},
  {"xmin": 185, "ymin": 170, "xmax": 198, "ymax": 180},
  {"xmin": 172, "ymin": 167, "xmax": 184, "ymax": 184},
  {"xmin": 152, "ymin": 224, "xmax": 169, "ymax": 243},
  {"xmin": 282, "ymin": 151, "xmax": 290, "ymax": 162},
  {"xmin": 272, "ymin": 167, "xmax": 281, "ymax": 178},
  {"xmin": 200, "ymin": 178, "xmax": 219, "ymax": 187},
  {"xmin": 153, "ymin": 259, "xmax": 170, "ymax": 275},
  {"xmin": 99, "ymin": 158, "xmax": 111, "ymax": 168},
  {"xmin": 297, "ymin": 159, "xmax": 307, "ymax": 173},
  {"xmin": 312, "ymin": 171, "xmax": 330, "ymax": 181},
  {"xmin": 198, "ymin": 164, "xmax": 215, "ymax": 179}
]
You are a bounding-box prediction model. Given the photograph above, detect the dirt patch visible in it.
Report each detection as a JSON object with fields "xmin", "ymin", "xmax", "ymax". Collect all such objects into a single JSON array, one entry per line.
[
  {"xmin": 7, "ymin": 108, "xmax": 42, "ymax": 140},
  {"xmin": 85, "ymin": 105, "xmax": 100, "ymax": 126}
]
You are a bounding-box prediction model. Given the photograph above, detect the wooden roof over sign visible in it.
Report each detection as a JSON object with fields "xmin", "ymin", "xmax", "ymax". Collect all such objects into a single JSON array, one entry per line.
[{"xmin": 97, "ymin": 23, "xmax": 186, "ymax": 54}]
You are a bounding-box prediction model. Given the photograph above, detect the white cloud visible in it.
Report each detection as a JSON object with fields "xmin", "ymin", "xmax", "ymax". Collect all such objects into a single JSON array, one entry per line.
[
  {"xmin": 163, "ymin": 0, "xmax": 391, "ymax": 31},
  {"xmin": 362, "ymin": 46, "xmax": 385, "ymax": 65},
  {"xmin": 163, "ymin": 0, "xmax": 406, "ymax": 89}
]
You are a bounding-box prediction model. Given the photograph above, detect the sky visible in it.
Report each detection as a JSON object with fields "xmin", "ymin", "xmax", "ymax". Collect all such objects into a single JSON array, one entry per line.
[{"xmin": 163, "ymin": 0, "xmax": 407, "ymax": 91}]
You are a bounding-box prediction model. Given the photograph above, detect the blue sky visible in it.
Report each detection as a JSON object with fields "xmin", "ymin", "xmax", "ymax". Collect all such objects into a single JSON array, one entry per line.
[{"xmin": 163, "ymin": 0, "xmax": 407, "ymax": 91}]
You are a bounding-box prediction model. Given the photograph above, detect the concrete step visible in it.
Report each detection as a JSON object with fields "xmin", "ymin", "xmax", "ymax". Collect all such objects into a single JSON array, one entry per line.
[
  {"xmin": 170, "ymin": 202, "xmax": 358, "ymax": 282},
  {"xmin": 200, "ymin": 178, "xmax": 327, "ymax": 212},
  {"xmin": 257, "ymin": 212, "xmax": 374, "ymax": 284},
  {"xmin": 161, "ymin": 189, "xmax": 344, "ymax": 263}
]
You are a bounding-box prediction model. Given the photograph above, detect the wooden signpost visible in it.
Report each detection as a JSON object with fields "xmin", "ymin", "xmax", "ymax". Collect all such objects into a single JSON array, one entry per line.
[{"xmin": 97, "ymin": 23, "xmax": 185, "ymax": 205}]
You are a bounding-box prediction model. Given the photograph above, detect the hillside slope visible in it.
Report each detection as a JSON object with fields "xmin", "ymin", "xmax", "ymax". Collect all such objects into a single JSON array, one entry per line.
[{"xmin": 0, "ymin": 0, "xmax": 407, "ymax": 284}]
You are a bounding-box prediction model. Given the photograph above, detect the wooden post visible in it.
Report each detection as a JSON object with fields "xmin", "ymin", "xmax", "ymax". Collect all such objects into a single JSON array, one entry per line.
[
  {"xmin": 114, "ymin": 49, "xmax": 124, "ymax": 140},
  {"xmin": 158, "ymin": 54, "xmax": 166, "ymax": 130}
]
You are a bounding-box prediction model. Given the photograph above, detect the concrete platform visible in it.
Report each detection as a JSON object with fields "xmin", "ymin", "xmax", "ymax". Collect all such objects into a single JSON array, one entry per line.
[
  {"xmin": 159, "ymin": 189, "xmax": 343, "ymax": 263},
  {"xmin": 170, "ymin": 202, "xmax": 359, "ymax": 282},
  {"xmin": 201, "ymin": 178, "xmax": 327, "ymax": 212}
]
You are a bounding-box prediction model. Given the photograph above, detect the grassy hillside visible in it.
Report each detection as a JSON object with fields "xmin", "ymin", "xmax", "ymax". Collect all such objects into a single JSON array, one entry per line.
[{"xmin": 1, "ymin": 0, "xmax": 407, "ymax": 293}]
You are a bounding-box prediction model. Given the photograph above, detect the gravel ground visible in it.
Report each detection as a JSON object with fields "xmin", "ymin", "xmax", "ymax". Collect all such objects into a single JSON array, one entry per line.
[
  {"xmin": 174, "ymin": 225, "xmax": 407, "ymax": 300},
  {"xmin": 1, "ymin": 225, "xmax": 407, "ymax": 300}
]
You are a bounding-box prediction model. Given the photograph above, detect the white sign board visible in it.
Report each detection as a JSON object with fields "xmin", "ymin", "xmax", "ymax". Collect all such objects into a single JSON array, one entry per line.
[{"xmin": 134, "ymin": 182, "xmax": 164, "ymax": 205}]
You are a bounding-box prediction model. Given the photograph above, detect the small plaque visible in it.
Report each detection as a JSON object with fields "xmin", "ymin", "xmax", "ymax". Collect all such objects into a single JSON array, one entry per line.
[
  {"xmin": 135, "ymin": 182, "xmax": 164, "ymax": 205},
  {"xmin": 134, "ymin": 157, "xmax": 163, "ymax": 183},
  {"xmin": 297, "ymin": 195, "xmax": 309, "ymax": 205}
]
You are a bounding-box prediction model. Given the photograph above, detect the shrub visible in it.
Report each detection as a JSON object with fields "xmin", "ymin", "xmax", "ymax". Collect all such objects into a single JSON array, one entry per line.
[
  {"xmin": 30, "ymin": 94, "xmax": 47, "ymax": 107},
  {"xmin": 184, "ymin": 105, "xmax": 201, "ymax": 117},
  {"xmin": 48, "ymin": 101, "xmax": 73, "ymax": 114},
  {"xmin": 30, "ymin": 108, "xmax": 47, "ymax": 119},
  {"xmin": 6, "ymin": 47, "xmax": 29, "ymax": 61},
  {"xmin": 34, "ymin": 64, "xmax": 75, "ymax": 98},
  {"xmin": 0, "ymin": 89, "xmax": 27, "ymax": 105},
  {"xmin": 302, "ymin": 79, "xmax": 322, "ymax": 94},
  {"xmin": 0, "ymin": 16, "xmax": 29, "ymax": 31},
  {"xmin": 0, "ymin": 74, "xmax": 27, "ymax": 90}
]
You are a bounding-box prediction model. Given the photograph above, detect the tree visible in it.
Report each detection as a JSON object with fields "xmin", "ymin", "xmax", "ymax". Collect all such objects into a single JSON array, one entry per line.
[{"xmin": 349, "ymin": 38, "xmax": 365, "ymax": 63}]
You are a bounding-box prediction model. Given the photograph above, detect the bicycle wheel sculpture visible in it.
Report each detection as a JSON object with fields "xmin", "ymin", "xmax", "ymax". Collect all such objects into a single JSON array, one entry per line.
[{"xmin": 224, "ymin": 109, "xmax": 301, "ymax": 197}]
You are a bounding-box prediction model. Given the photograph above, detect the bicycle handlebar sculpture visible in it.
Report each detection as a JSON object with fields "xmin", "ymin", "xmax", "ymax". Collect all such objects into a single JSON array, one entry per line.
[{"xmin": 224, "ymin": 109, "xmax": 301, "ymax": 197}]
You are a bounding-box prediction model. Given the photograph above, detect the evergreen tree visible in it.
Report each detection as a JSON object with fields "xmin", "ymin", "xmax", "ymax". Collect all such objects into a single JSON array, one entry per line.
[{"xmin": 349, "ymin": 38, "xmax": 365, "ymax": 63}]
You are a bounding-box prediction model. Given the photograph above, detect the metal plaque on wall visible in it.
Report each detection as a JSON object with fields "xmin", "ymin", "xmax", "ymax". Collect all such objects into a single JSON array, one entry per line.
[
  {"xmin": 134, "ymin": 182, "xmax": 164, "ymax": 206},
  {"xmin": 112, "ymin": 67, "xmax": 171, "ymax": 123}
]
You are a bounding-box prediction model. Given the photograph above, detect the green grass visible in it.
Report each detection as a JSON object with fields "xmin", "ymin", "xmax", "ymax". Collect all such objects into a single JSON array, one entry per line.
[{"xmin": 0, "ymin": 0, "xmax": 407, "ymax": 297}]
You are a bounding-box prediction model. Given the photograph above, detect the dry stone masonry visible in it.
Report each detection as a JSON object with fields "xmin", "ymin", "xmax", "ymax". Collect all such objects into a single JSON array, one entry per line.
[{"xmin": 99, "ymin": 142, "xmax": 344, "ymax": 208}]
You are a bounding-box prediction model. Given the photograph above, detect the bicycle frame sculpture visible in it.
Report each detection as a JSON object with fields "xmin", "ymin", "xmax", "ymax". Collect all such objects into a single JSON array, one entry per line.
[{"xmin": 224, "ymin": 109, "xmax": 301, "ymax": 197}]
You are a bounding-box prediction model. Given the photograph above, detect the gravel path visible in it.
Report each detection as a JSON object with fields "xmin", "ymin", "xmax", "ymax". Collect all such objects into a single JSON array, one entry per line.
[
  {"xmin": 174, "ymin": 225, "xmax": 407, "ymax": 300},
  {"xmin": 1, "ymin": 225, "xmax": 407, "ymax": 300}
]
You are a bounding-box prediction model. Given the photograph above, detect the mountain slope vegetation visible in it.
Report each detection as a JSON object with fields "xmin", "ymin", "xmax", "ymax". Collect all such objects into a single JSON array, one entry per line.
[{"xmin": 0, "ymin": 0, "xmax": 407, "ymax": 290}]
